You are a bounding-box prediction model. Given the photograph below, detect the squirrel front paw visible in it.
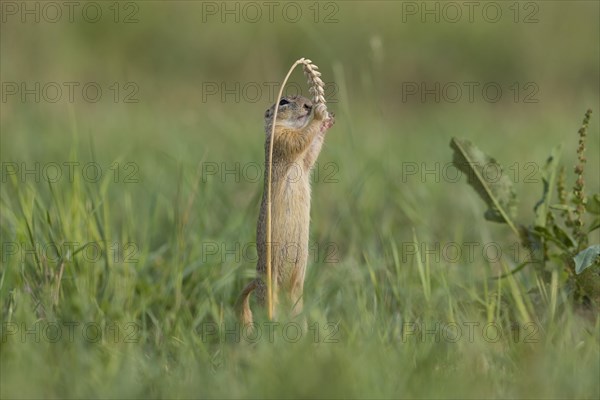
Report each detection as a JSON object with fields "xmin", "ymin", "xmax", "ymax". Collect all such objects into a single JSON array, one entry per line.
[
  {"xmin": 314, "ymin": 103, "xmax": 327, "ymax": 121},
  {"xmin": 321, "ymin": 111, "xmax": 335, "ymax": 132}
]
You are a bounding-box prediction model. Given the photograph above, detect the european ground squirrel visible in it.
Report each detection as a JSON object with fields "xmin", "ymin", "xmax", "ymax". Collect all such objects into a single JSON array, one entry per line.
[{"xmin": 236, "ymin": 95, "xmax": 335, "ymax": 325}]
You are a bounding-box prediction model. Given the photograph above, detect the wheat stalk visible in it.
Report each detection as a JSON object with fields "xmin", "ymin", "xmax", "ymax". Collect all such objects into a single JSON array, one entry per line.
[
  {"xmin": 302, "ymin": 60, "xmax": 326, "ymax": 105},
  {"xmin": 265, "ymin": 58, "xmax": 327, "ymax": 320}
]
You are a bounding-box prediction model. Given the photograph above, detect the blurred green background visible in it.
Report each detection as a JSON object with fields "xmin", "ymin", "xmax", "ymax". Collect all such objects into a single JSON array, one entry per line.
[
  {"xmin": 1, "ymin": 1, "xmax": 599, "ymax": 398},
  {"xmin": 2, "ymin": 1, "xmax": 599, "ymax": 233}
]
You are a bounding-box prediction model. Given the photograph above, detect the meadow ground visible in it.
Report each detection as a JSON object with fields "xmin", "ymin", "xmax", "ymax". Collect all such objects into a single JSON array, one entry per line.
[{"xmin": 1, "ymin": 2, "xmax": 599, "ymax": 398}]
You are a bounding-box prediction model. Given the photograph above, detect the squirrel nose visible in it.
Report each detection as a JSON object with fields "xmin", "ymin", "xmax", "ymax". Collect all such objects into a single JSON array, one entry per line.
[{"xmin": 303, "ymin": 103, "xmax": 312, "ymax": 111}]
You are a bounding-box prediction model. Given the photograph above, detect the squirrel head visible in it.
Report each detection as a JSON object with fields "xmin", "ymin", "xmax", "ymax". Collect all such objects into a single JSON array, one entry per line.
[{"xmin": 264, "ymin": 95, "xmax": 314, "ymax": 132}]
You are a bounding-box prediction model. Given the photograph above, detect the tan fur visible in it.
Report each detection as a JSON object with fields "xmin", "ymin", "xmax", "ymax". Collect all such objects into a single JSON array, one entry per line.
[{"xmin": 237, "ymin": 95, "xmax": 335, "ymax": 326}]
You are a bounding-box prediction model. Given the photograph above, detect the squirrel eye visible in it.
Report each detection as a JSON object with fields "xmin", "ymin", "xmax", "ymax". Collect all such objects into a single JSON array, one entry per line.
[{"xmin": 278, "ymin": 98, "xmax": 290, "ymax": 106}]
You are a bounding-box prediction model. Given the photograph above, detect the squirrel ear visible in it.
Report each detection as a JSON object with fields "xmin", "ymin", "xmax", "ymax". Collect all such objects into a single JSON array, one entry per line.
[{"xmin": 264, "ymin": 108, "xmax": 271, "ymax": 119}]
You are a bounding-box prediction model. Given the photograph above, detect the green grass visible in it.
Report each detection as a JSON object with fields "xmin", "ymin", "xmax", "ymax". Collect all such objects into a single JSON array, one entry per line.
[{"xmin": 1, "ymin": 2, "xmax": 600, "ymax": 399}]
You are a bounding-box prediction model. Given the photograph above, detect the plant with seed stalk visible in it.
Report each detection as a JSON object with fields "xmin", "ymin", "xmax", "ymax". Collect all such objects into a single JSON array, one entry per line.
[
  {"xmin": 451, "ymin": 109, "xmax": 600, "ymax": 307},
  {"xmin": 265, "ymin": 58, "xmax": 327, "ymax": 320}
]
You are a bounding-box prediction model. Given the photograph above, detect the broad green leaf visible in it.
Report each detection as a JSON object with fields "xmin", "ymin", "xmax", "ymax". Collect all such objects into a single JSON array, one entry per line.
[
  {"xmin": 450, "ymin": 138, "xmax": 518, "ymax": 235},
  {"xmin": 552, "ymin": 224, "xmax": 575, "ymax": 249},
  {"xmin": 574, "ymin": 245, "xmax": 600, "ymax": 275}
]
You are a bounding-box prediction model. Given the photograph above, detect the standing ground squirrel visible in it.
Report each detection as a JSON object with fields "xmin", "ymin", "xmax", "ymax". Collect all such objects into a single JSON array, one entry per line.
[{"xmin": 236, "ymin": 95, "xmax": 335, "ymax": 325}]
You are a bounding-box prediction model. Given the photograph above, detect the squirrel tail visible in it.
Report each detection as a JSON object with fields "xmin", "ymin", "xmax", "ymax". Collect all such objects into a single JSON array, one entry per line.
[{"xmin": 235, "ymin": 279, "xmax": 258, "ymax": 326}]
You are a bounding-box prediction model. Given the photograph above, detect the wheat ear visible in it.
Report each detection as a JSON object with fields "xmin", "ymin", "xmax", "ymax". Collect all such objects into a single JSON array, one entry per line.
[{"xmin": 265, "ymin": 58, "xmax": 327, "ymax": 320}]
